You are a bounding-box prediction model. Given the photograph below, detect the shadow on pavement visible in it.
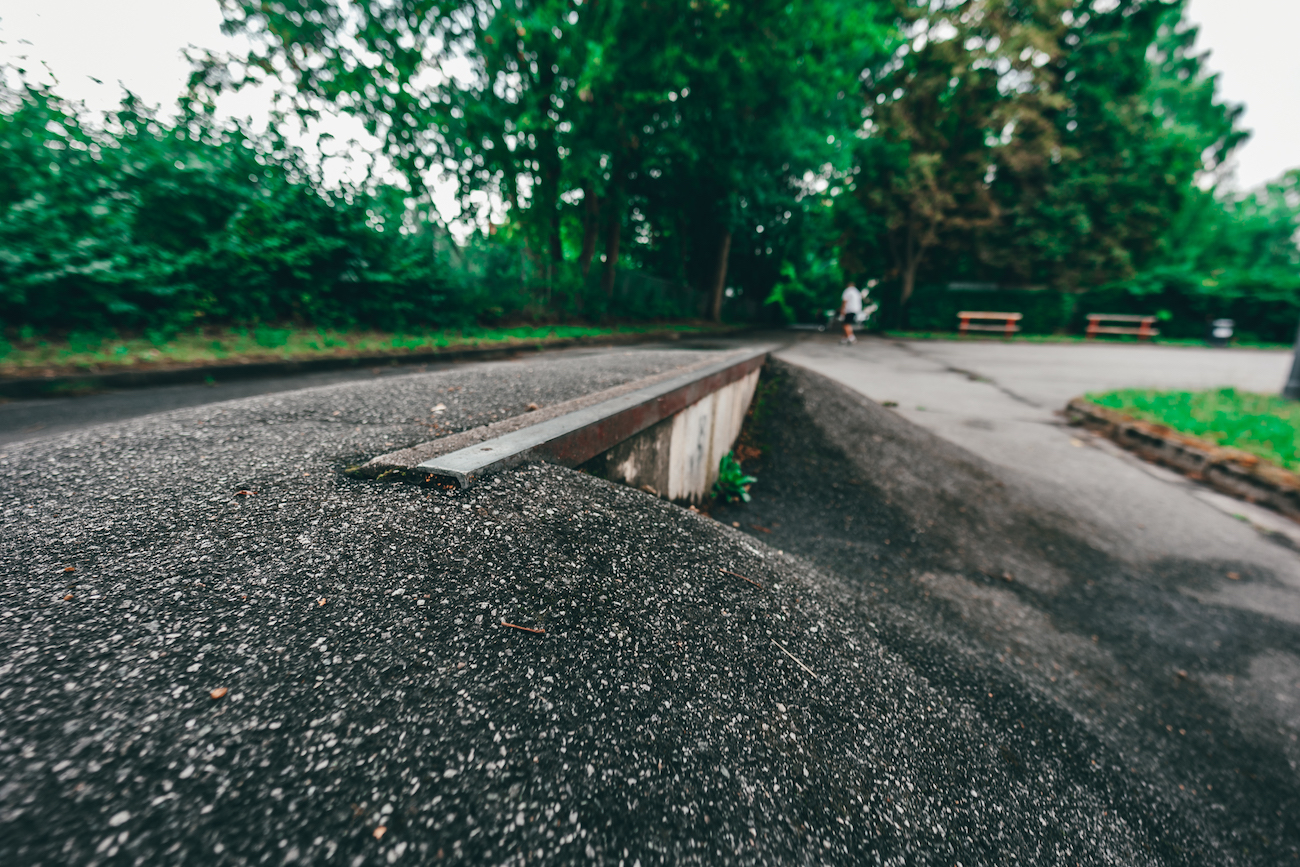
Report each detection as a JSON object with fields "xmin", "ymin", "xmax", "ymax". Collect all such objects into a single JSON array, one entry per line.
[{"xmin": 715, "ymin": 358, "xmax": 1300, "ymax": 863}]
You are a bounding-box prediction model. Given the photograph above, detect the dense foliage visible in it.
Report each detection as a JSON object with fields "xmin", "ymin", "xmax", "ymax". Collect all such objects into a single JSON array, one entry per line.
[
  {"xmin": 2, "ymin": 0, "xmax": 1296, "ymax": 340},
  {"xmin": 190, "ymin": 0, "xmax": 894, "ymax": 321},
  {"xmin": 0, "ymin": 79, "xmax": 518, "ymax": 335},
  {"xmin": 836, "ymin": 0, "xmax": 1299, "ymax": 339}
]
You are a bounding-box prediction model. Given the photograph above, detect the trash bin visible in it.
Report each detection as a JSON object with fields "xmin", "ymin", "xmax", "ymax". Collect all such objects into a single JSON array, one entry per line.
[{"xmin": 1208, "ymin": 318, "xmax": 1234, "ymax": 347}]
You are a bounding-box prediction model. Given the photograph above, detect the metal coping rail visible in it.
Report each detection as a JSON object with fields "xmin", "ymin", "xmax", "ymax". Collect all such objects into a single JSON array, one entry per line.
[{"xmin": 414, "ymin": 345, "xmax": 773, "ymax": 488}]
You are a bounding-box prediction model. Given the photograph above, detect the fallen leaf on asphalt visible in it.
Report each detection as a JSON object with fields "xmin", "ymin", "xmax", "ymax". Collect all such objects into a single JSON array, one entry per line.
[
  {"xmin": 526, "ymin": 402, "xmax": 540, "ymax": 411},
  {"xmin": 63, "ymin": 593, "xmax": 73, "ymax": 601},
  {"xmin": 373, "ymin": 826, "xmax": 387, "ymax": 840},
  {"xmin": 63, "ymin": 566, "xmax": 76, "ymax": 573},
  {"xmin": 234, "ymin": 490, "xmax": 257, "ymax": 498},
  {"xmin": 1227, "ymin": 572, "xmax": 1241, "ymax": 580},
  {"xmin": 210, "ymin": 687, "xmax": 228, "ymax": 700},
  {"xmin": 318, "ymin": 597, "xmax": 328, "ymax": 606}
]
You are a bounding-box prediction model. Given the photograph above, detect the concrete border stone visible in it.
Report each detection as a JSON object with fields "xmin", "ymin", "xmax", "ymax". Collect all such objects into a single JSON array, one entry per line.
[{"xmin": 1065, "ymin": 396, "xmax": 1300, "ymax": 519}]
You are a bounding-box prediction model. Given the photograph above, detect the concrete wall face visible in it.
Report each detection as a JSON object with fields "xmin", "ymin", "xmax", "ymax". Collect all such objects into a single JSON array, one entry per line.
[
  {"xmin": 594, "ymin": 415, "xmax": 674, "ymax": 496},
  {"xmin": 590, "ymin": 368, "xmax": 759, "ymax": 503}
]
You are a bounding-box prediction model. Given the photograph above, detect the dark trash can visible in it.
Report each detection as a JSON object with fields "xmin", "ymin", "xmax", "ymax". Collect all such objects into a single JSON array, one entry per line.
[{"xmin": 1207, "ymin": 318, "xmax": 1234, "ymax": 347}]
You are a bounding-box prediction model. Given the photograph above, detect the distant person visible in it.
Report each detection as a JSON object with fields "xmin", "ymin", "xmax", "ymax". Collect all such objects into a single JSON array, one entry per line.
[{"xmin": 838, "ymin": 281, "xmax": 863, "ymax": 344}]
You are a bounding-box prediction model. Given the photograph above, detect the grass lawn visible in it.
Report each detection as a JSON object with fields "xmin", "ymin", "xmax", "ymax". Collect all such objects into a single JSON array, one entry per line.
[
  {"xmin": 884, "ymin": 330, "xmax": 1291, "ymax": 350},
  {"xmin": 0, "ymin": 322, "xmax": 726, "ymax": 379},
  {"xmin": 1085, "ymin": 387, "xmax": 1300, "ymax": 471}
]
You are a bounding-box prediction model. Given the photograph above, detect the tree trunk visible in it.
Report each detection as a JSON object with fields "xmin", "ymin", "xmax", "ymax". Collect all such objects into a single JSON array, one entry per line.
[
  {"xmin": 900, "ymin": 258, "xmax": 919, "ymax": 306},
  {"xmin": 600, "ymin": 204, "xmax": 622, "ymax": 299},
  {"xmin": 708, "ymin": 229, "xmax": 733, "ymax": 323},
  {"xmin": 579, "ymin": 184, "xmax": 600, "ymax": 278},
  {"xmin": 899, "ymin": 217, "xmax": 922, "ymax": 306},
  {"xmin": 549, "ymin": 204, "xmax": 564, "ymax": 267}
]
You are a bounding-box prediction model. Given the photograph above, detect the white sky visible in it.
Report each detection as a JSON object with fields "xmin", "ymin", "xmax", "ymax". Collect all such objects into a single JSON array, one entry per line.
[
  {"xmin": 0, "ymin": 0, "xmax": 1296, "ymax": 191},
  {"xmin": 1184, "ymin": 0, "xmax": 1300, "ymax": 190}
]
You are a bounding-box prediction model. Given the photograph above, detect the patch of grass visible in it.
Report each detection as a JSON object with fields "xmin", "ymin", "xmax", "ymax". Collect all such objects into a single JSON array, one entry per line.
[
  {"xmin": 1086, "ymin": 387, "xmax": 1300, "ymax": 470},
  {"xmin": 885, "ymin": 331, "xmax": 1291, "ymax": 350},
  {"xmin": 0, "ymin": 322, "xmax": 728, "ymax": 378}
]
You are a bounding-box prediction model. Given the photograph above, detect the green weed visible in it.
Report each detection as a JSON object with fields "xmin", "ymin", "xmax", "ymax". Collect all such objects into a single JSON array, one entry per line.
[{"xmin": 714, "ymin": 452, "xmax": 758, "ymax": 503}]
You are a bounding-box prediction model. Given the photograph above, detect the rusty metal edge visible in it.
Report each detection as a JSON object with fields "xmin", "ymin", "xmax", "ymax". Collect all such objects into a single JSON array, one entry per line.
[{"xmin": 413, "ymin": 346, "xmax": 773, "ymax": 488}]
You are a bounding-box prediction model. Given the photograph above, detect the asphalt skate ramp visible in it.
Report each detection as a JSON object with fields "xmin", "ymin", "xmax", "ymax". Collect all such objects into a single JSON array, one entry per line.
[{"xmin": 1, "ymin": 347, "xmax": 1293, "ymax": 864}]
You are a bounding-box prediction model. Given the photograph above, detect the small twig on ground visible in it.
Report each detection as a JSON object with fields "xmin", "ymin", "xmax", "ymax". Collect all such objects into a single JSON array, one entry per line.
[
  {"xmin": 773, "ymin": 639, "xmax": 819, "ymax": 680},
  {"xmin": 720, "ymin": 567, "xmax": 763, "ymax": 589},
  {"xmin": 501, "ymin": 621, "xmax": 545, "ymax": 635}
]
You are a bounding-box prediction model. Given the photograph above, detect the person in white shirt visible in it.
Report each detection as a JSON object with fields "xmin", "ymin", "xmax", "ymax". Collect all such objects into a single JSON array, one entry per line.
[{"xmin": 838, "ymin": 282, "xmax": 863, "ymax": 344}]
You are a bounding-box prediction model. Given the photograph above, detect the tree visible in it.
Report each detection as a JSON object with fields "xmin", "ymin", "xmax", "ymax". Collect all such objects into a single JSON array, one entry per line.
[
  {"xmin": 197, "ymin": 0, "xmax": 892, "ymax": 320},
  {"xmin": 846, "ymin": 0, "xmax": 1070, "ymax": 306},
  {"xmin": 842, "ymin": 0, "xmax": 1251, "ymax": 324},
  {"xmin": 982, "ymin": 0, "xmax": 1245, "ymax": 291},
  {"xmin": 640, "ymin": 0, "xmax": 891, "ymax": 319}
]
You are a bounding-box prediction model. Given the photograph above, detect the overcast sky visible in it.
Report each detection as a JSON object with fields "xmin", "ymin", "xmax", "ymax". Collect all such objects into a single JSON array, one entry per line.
[{"xmin": 0, "ymin": 0, "xmax": 1296, "ymax": 191}]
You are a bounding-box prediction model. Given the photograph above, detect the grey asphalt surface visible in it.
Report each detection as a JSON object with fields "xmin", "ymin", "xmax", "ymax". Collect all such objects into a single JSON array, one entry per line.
[
  {"xmin": 2, "ymin": 339, "xmax": 1297, "ymax": 864},
  {"xmin": 777, "ymin": 337, "xmax": 1300, "ymax": 618},
  {"xmin": 0, "ymin": 363, "xmax": 454, "ymax": 447}
]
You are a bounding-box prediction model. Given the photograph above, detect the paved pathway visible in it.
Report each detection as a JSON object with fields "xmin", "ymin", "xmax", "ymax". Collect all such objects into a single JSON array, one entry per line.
[{"xmin": 779, "ymin": 336, "xmax": 1300, "ymax": 626}]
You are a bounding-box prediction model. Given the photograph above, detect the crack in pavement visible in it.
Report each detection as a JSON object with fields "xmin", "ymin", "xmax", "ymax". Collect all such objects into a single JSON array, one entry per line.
[{"xmin": 890, "ymin": 339, "xmax": 1044, "ymax": 408}]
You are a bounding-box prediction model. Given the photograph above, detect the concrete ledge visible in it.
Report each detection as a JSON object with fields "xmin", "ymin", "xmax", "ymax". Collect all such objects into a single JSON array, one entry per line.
[
  {"xmin": 1065, "ymin": 396, "xmax": 1300, "ymax": 520},
  {"xmin": 0, "ymin": 327, "xmax": 748, "ymax": 399},
  {"xmin": 363, "ymin": 346, "xmax": 771, "ymax": 495},
  {"xmin": 353, "ymin": 353, "xmax": 735, "ymax": 478}
]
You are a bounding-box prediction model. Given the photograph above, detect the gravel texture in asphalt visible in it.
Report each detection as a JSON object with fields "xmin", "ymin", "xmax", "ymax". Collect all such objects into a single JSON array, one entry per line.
[{"xmin": 1, "ymin": 348, "xmax": 1291, "ymax": 865}]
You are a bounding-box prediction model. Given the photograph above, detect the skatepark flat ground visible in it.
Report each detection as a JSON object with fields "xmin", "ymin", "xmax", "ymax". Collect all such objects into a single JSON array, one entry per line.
[{"xmin": 778, "ymin": 337, "xmax": 1300, "ymax": 625}]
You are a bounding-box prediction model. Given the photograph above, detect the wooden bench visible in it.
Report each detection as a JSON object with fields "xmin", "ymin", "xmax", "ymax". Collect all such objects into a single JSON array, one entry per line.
[
  {"xmin": 958, "ymin": 311, "xmax": 1022, "ymax": 336},
  {"xmin": 1086, "ymin": 314, "xmax": 1159, "ymax": 340}
]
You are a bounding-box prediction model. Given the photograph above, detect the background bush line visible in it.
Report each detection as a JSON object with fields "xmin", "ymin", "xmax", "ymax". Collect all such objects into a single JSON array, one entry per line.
[
  {"xmin": 0, "ymin": 85, "xmax": 710, "ymax": 341},
  {"xmin": 4, "ymin": 1, "xmax": 1299, "ymax": 344},
  {"xmin": 0, "ymin": 322, "xmax": 721, "ymax": 375}
]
